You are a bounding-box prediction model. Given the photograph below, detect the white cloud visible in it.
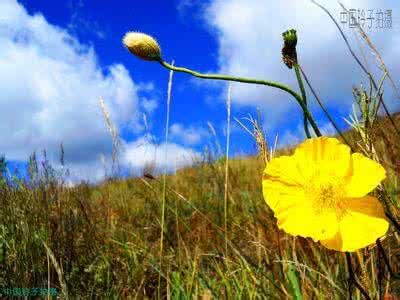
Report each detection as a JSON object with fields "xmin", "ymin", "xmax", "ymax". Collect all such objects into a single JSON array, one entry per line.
[
  {"xmin": 170, "ymin": 123, "xmax": 209, "ymax": 145},
  {"xmin": 277, "ymin": 118, "xmax": 337, "ymax": 148},
  {"xmin": 66, "ymin": 0, "xmax": 106, "ymax": 40},
  {"xmin": 0, "ymin": 0, "xmax": 202, "ymax": 183},
  {"xmin": 141, "ymin": 97, "xmax": 158, "ymax": 114},
  {"xmin": 0, "ymin": 0, "xmax": 200, "ymax": 182},
  {"xmin": 278, "ymin": 124, "xmax": 306, "ymax": 148},
  {"xmin": 123, "ymin": 137, "xmax": 201, "ymax": 175},
  {"xmin": 203, "ymin": 0, "xmax": 400, "ymax": 128},
  {"xmin": 0, "ymin": 0, "xmax": 143, "ymax": 163},
  {"xmin": 277, "ymin": 121, "xmax": 338, "ymax": 148}
]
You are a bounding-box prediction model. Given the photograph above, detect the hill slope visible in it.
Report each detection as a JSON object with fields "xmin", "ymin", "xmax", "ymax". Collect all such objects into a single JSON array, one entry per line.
[{"xmin": 0, "ymin": 113, "xmax": 399, "ymax": 298}]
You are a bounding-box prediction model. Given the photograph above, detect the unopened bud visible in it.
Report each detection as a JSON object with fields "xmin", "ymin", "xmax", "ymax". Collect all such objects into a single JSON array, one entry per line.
[
  {"xmin": 282, "ymin": 29, "xmax": 298, "ymax": 69},
  {"xmin": 123, "ymin": 32, "xmax": 162, "ymax": 61}
]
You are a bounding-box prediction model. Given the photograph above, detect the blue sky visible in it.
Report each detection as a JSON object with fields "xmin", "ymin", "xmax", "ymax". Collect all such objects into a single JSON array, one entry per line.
[
  {"xmin": 20, "ymin": 0, "xmax": 224, "ymax": 144},
  {"xmin": 1, "ymin": 0, "xmax": 399, "ymax": 182}
]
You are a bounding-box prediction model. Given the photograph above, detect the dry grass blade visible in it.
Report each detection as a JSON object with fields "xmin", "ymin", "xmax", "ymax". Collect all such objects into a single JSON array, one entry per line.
[
  {"xmin": 158, "ymin": 60, "xmax": 175, "ymax": 298},
  {"xmin": 234, "ymin": 114, "xmax": 268, "ymax": 165},
  {"xmin": 311, "ymin": 0, "xmax": 400, "ymax": 137},
  {"xmin": 42, "ymin": 241, "xmax": 68, "ymax": 299},
  {"xmin": 207, "ymin": 121, "xmax": 223, "ymax": 157},
  {"xmin": 338, "ymin": 1, "xmax": 400, "ymax": 101},
  {"xmin": 224, "ymin": 83, "xmax": 232, "ymax": 255},
  {"xmin": 99, "ymin": 96, "xmax": 120, "ymax": 176}
]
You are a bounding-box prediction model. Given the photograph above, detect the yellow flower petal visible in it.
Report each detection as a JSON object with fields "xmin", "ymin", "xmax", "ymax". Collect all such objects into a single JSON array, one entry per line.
[
  {"xmin": 275, "ymin": 203, "xmax": 338, "ymax": 241},
  {"xmin": 293, "ymin": 137, "xmax": 351, "ymax": 180},
  {"xmin": 263, "ymin": 155, "xmax": 304, "ymax": 187},
  {"xmin": 320, "ymin": 196, "xmax": 389, "ymax": 252},
  {"xmin": 262, "ymin": 137, "xmax": 388, "ymax": 251},
  {"xmin": 343, "ymin": 153, "xmax": 386, "ymax": 198},
  {"xmin": 263, "ymin": 155, "xmax": 305, "ymax": 214},
  {"xmin": 263, "ymin": 156, "xmax": 337, "ymax": 241}
]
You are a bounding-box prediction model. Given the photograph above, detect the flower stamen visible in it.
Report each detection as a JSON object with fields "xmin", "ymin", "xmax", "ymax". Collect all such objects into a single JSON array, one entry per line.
[{"xmin": 306, "ymin": 179, "xmax": 346, "ymax": 218}]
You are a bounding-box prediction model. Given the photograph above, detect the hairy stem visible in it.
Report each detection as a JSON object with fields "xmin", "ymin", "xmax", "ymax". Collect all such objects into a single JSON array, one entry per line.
[
  {"xmin": 294, "ymin": 64, "xmax": 311, "ymax": 138},
  {"xmin": 298, "ymin": 65, "xmax": 354, "ymax": 150},
  {"xmin": 158, "ymin": 59, "xmax": 322, "ymax": 137}
]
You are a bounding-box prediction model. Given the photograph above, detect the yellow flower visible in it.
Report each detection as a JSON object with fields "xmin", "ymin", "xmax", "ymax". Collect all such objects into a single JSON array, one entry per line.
[
  {"xmin": 262, "ymin": 137, "xmax": 389, "ymax": 252},
  {"xmin": 122, "ymin": 32, "xmax": 161, "ymax": 61}
]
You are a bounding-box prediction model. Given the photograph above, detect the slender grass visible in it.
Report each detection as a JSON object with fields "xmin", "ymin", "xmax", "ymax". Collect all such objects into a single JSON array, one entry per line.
[
  {"xmin": 1, "ymin": 22, "xmax": 400, "ymax": 300},
  {"xmin": 158, "ymin": 60, "xmax": 175, "ymax": 298},
  {"xmin": 311, "ymin": 0, "xmax": 400, "ymax": 137},
  {"xmin": 0, "ymin": 127, "xmax": 399, "ymax": 298},
  {"xmin": 99, "ymin": 96, "xmax": 120, "ymax": 177},
  {"xmin": 224, "ymin": 84, "xmax": 232, "ymax": 256}
]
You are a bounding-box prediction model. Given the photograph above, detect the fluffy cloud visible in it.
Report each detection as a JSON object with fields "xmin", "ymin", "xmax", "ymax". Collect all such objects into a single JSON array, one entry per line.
[
  {"xmin": 0, "ymin": 0, "xmax": 198, "ymax": 182},
  {"xmin": 279, "ymin": 121, "xmax": 335, "ymax": 148},
  {"xmin": 170, "ymin": 123, "xmax": 210, "ymax": 145},
  {"xmin": 123, "ymin": 137, "xmax": 201, "ymax": 175},
  {"xmin": 141, "ymin": 97, "xmax": 158, "ymax": 114},
  {"xmin": 0, "ymin": 0, "xmax": 140, "ymax": 162},
  {"xmin": 204, "ymin": 0, "xmax": 400, "ymax": 129}
]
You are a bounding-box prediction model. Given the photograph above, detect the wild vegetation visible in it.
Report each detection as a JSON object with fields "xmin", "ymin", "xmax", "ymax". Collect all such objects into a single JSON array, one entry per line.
[
  {"xmin": 1, "ymin": 2, "xmax": 400, "ymax": 299},
  {"xmin": 0, "ymin": 110, "xmax": 399, "ymax": 299}
]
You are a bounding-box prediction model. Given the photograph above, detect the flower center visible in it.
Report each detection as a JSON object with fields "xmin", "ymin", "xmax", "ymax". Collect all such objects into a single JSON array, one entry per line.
[{"xmin": 305, "ymin": 179, "xmax": 347, "ymax": 218}]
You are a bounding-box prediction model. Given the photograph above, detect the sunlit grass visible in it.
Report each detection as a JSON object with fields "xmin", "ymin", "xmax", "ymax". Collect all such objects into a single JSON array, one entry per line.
[
  {"xmin": 1, "ymin": 2, "xmax": 400, "ymax": 297},
  {"xmin": 0, "ymin": 113, "xmax": 398, "ymax": 298}
]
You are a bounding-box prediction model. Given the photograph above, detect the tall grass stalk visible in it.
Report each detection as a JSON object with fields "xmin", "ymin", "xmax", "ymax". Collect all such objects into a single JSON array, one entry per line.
[
  {"xmin": 42, "ymin": 241, "xmax": 68, "ymax": 299},
  {"xmin": 224, "ymin": 84, "xmax": 232, "ymax": 255},
  {"xmin": 158, "ymin": 61, "xmax": 175, "ymax": 298},
  {"xmin": 99, "ymin": 96, "xmax": 120, "ymax": 177}
]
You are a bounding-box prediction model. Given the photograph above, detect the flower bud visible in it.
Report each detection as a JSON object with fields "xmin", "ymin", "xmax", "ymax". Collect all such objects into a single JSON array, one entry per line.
[
  {"xmin": 123, "ymin": 32, "xmax": 161, "ymax": 61},
  {"xmin": 282, "ymin": 29, "xmax": 298, "ymax": 69}
]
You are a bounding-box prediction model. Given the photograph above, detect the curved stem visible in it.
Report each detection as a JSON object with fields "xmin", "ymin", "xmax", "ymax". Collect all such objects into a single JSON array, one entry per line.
[
  {"xmin": 158, "ymin": 59, "xmax": 322, "ymax": 137},
  {"xmin": 294, "ymin": 64, "xmax": 311, "ymax": 138}
]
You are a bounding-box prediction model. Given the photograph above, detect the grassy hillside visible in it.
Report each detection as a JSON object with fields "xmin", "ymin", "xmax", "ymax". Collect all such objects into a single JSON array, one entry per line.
[{"xmin": 0, "ymin": 113, "xmax": 399, "ymax": 299}]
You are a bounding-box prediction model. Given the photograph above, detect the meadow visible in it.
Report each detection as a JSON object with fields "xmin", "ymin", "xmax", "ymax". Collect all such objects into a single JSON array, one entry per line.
[
  {"xmin": 0, "ymin": 108, "xmax": 399, "ymax": 299},
  {"xmin": 1, "ymin": 4, "xmax": 400, "ymax": 299}
]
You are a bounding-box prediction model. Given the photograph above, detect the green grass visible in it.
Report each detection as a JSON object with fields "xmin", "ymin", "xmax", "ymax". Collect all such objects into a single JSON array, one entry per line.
[{"xmin": 0, "ymin": 114, "xmax": 399, "ymax": 299}]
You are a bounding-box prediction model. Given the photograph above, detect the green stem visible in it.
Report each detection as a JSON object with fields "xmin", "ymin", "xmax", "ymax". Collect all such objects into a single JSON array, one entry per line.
[
  {"xmin": 158, "ymin": 59, "xmax": 322, "ymax": 137},
  {"xmin": 294, "ymin": 64, "xmax": 311, "ymax": 138},
  {"xmin": 298, "ymin": 65, "xmax": 354, "ymax": 148}
]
